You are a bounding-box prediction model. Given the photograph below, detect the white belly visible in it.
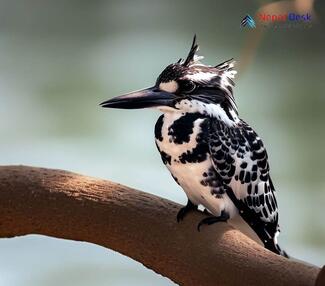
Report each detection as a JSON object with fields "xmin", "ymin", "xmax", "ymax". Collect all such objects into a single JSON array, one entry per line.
[{"xmin": 167, "ymin": 158, "xmax": 238, "ymax": 218}]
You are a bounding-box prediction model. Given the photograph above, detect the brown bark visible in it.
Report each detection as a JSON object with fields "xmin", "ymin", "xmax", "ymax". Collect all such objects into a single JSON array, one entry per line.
[{"xmin": 0, "ymin": 165, "xmax": 322, "ymax": 286}]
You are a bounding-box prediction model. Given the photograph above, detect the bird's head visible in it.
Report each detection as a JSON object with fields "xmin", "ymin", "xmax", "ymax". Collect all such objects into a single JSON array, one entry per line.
[{"xmin": 101, "ymin": 36, "xmax": 238, "ymax": 119}]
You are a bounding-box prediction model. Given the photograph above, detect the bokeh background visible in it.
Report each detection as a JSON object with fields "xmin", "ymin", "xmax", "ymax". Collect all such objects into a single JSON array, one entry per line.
[{"xmin": 0, "ymin": 0, "xmax": 324, "ymax": 285}]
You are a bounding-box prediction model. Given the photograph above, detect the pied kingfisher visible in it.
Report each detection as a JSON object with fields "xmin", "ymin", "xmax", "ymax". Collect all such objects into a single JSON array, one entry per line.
[{"xmin": 101, "ymin": 36, "xmax": 288, "ymax": 257}]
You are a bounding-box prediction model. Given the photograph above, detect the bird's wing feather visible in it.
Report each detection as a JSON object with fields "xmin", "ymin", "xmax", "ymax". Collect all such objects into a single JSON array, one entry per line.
[{"xmin": 208, "ymin": 119, "xmax": 279, "ymax": 245}]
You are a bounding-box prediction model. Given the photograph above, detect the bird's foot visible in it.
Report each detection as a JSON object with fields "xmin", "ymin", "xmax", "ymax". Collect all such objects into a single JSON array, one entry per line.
[
  {"xmin": 197, "ymin": 210, "xmax": 229, "ymax": 231},
  {"xmin": 177, "ymin": 200, "xmax": 197, "ymax": 222}
]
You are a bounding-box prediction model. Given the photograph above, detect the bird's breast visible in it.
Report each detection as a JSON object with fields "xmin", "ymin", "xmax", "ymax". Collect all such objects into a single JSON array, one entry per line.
[
  {"xmin": 154, "ymin": 112, "xmax": 209, "ymax": 162},
  {"xmin": 154, "ymin": 112, "xmax": 239, "ymax": 217},
  {"xmin": 154, "ymin": 112, "xmax": 212, "ymax": 203}
]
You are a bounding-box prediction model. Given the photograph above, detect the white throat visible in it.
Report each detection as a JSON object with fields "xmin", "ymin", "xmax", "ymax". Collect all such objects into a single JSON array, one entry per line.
[{"xmin": 174, "ymin": 99, "xmax": 239, "ymax": 127}]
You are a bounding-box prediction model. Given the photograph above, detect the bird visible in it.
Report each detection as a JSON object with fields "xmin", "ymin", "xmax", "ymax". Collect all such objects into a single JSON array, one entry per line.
[{"xmin": 100, "ymin": 35, "xmax": 288, "ymax": 257}]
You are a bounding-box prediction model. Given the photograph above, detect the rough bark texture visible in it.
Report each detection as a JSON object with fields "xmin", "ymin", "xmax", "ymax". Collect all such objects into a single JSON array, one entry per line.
[{"xmin": 0, "ymin": 165, "xmax": 322, "ymax": 286}]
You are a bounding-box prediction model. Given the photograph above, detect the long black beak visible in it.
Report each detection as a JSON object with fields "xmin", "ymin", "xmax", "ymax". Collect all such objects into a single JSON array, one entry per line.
[{"xmin": 100, "ymin": 86, "xmax": 176, "ymax": 109}]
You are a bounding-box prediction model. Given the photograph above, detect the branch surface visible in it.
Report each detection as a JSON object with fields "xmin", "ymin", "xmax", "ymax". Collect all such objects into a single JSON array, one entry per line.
[{"xmin": 0, "ymin": 166, "xmax": 321, "ymax": 286}]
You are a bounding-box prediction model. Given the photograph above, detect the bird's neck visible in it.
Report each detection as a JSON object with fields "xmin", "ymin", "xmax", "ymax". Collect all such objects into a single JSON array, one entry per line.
[{"xmin": 159, "ymin": 100, "xmax": 240, "ymax": 128}]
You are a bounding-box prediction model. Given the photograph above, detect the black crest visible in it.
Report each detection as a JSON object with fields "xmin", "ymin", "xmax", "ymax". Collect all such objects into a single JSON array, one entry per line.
[{"xmin": 182, "ymin": 35, "xmax": 199, "ymax": 66}]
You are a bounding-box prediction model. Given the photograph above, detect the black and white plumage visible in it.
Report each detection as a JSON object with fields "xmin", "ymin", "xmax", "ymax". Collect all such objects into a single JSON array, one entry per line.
[{"xmin": 101, "ymin": 36, "xmax": 287, "ymax": 257}]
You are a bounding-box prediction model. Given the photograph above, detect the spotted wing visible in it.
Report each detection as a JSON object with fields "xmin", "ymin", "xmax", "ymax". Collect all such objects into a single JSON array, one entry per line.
[{"xmin": 208, "ymin": 119, "xmax": 280, "ymax": 248}]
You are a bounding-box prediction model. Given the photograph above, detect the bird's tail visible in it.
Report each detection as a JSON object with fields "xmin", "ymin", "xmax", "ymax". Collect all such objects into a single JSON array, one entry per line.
[
  {"xmin": 225, "ymin": 188, "xmax": 289, "ymax": 258},
  {"xmin": 273, "ymin": 229, "xmax": 289, "ymax": 258},
  {"xmin": 275, "ymin": 243, "xmax": 289, "ymax": 258},
  {"xmin": 265, "ymin": 236, "xmax": 289, "ymax": 258}
]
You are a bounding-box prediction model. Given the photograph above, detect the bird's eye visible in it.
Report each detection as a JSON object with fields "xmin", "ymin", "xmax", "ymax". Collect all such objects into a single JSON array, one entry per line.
[{"xmin": 180, "ymin": 80, "xmax": 196, "ymax": 94}]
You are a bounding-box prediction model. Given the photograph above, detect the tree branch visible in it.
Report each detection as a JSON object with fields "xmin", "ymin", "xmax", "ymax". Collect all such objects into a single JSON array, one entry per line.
[{"xmin": 0, "ymin": 165, "xmax": 322, "ymax": 286}]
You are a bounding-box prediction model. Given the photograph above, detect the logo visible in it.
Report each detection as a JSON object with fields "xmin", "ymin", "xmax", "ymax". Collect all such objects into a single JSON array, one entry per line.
[
  {"xmin": 240, "ymin": 15, "xmax": 256, "ymax": 28},
  {"xmin": 258, "ymin": 13, "xmax": 312, "ymax": 22},
  {"xmin": 240, "ymin": 13, "xmax": 312, "ymax": 29}
]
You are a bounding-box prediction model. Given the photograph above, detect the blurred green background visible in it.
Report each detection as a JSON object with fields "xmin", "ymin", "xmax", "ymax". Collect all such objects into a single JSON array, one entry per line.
[{"xmin": 0, "ymin": 0, "xmax": 324, "ymax": 285}]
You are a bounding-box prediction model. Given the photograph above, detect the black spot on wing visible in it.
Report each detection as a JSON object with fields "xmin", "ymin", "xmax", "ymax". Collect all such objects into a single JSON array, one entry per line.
[
  {"xmin": 244, "ymin": 172, "xmax": 251, "ymax": 183},
  {"xmin": 228, "ymin": 164, "xmax": 236, "ymax": 177},
  {"xmin": 247, "ymin": 183, "xmax": 252, "ymax": 194},
  {"xmin": 269, "ymin": 177, "xmax": 275, "ymax": 191},
  {"xmin": 265, "ymin": 193, "xmax": 273, "ymax": 212},
  {"xmin": 259, "ymin": 194, "xmax": 265, "ymax": 205},
  {"xmin": 262, "ymin": 207, "xmax": 268, "ymax": 218},
  {"xmin": 240, "ymin": 162, "xmax": 247, "ymax": 168},
  {"xmin": 239, "ymin": 170, "xmax": 245, "ymax": 181},
  {"xmin": 200, "ymin": 167, "xmax": 226, "ymax": 198}
]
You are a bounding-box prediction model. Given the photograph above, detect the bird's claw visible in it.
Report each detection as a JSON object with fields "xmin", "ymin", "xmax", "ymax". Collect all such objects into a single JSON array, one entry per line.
[
  {"xmin": 197, "ymin": 211, "xmax": 229, "ymax": 231},
  {"xmin": 176, "ymin": 207, "xmax": 188, "ymax": 222},
  {"xmin": 176, "ymin": 200, "xmax": 197, "ymax": 222}
]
